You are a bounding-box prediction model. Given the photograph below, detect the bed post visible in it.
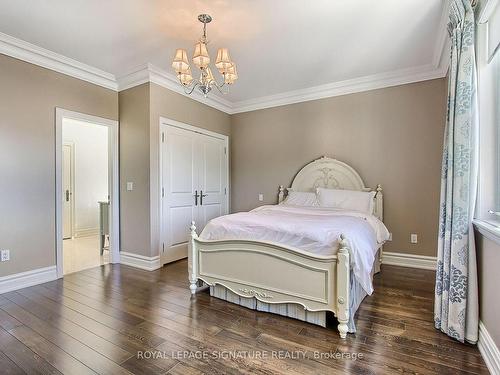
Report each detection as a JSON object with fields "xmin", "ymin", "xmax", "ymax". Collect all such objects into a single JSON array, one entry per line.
[
  {"xmin": 375, "ymin": 184, "xmax": 383, "ymax": 220},
  {"xmin": 188, "ymin": 221, "xmax": 198, "ymax": 295},
  {"xmin": 375, "ymin": 184, "xmax": 384, "ymax": 268},
  {"xmin": 337, "ymin": 234, "xmax": 350, "ymax": 338},
  {"xmin": 278, "ymin": 185, "xmax": 285, "ymax": 204}
]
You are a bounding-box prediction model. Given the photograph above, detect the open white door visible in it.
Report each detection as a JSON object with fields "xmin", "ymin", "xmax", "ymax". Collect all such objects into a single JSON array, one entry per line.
[
  {"xmin": 62, "ymin": 144, "xmax": 73, "ymax": 239},
  {"xmin": 160, "ymin": 119, "xmax": 228, "ymax": 265}
]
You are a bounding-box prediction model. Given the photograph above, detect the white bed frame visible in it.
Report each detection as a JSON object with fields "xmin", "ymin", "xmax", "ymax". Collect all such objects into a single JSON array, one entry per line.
[{"xmin": 188, "ymin": 156, "xmax": 383, "ymax": 338}]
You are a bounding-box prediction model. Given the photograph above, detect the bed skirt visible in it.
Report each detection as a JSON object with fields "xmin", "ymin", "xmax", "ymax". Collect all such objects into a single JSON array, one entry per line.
[{"xmin": 209, "ymin": 284, "xmax": 326, "ymax": 327}]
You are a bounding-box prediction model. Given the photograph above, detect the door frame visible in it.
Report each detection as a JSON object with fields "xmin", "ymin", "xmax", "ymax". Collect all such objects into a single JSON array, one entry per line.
[
  {"xmin": 62, "ymin": 142, "xmax": 75, "ymax": 239},
  {"xmin": 159, "ymin": 117, "xmax": 229, "ymax": 265},
  {"xmin": 55, "ymin": 108, "xmax": 120, "ymax": 278}
]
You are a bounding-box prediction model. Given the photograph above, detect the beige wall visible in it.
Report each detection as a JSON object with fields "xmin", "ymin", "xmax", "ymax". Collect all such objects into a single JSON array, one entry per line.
[
  {"xmin": 230, "ymin": 79, "xmax": 447, "ymax": 257},
  {"xmin": 0, "ymin": 54, "xmax": 118, "ymax": 276},
  {"xmin": 119, "ymin": 82, "xmax": 231, "ymax": 258},
  {"xmin": 118, "ymin": 84, "xmax": 151, "ymax": 256},
  {"xmin": 475, "ymin": 232, "xmax": 500, "ymax": 350}
]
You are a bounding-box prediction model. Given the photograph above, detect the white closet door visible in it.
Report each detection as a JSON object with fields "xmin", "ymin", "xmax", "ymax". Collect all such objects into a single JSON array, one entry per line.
[
  {"xmin": 161, "ymin": 125, "xmax": 199, "ymax": 263},
  {"xmin": 161, "ymin": 122, "xmax": 228, "ymax": 265},
  {"xmin": 197, "ymin": 134, "xmax": 228, "ymax": 231}
]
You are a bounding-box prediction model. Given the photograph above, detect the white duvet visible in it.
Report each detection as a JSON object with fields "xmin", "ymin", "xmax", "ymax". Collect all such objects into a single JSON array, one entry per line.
[{"xmin": 200, "ymin": 205, "xmax": 390, "ymax": 294}]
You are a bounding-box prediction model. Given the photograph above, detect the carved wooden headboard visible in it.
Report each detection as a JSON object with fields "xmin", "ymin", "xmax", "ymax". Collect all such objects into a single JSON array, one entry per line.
[{"xmin": 278, "ymin": 156, "xmax": 383, "ymax": 221}]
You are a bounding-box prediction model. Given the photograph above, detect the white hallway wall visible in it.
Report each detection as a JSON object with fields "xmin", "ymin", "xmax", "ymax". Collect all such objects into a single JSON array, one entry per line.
[{"xmin": 63, "ymin": 119, "xmax": 108, "ymax": 236}]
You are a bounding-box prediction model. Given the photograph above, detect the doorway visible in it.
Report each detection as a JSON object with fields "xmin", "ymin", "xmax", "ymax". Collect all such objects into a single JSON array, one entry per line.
[
  {"xmin": 55, "ymin": 108, "xmax": 120, "ymax": 277},
  {"xmin": 62, "ymin": 143, "xmax": 74, "ymax": 239},
  {"xmin": 160, "ymin": 117, "xmax": 229, "ymax": 265}
]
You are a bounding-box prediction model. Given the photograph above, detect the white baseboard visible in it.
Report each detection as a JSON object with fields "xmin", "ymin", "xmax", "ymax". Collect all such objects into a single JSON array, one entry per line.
[
  {"xmin": 0, "ymin": 266, "xmax": 58, "ymax": 294},
  {"xmin": 120, "ymin": 251, "xmax": 161, "ymax": 271},
  {"xmin": 479, "ymin": 321, "xmax": 500, "ymax": 375},
  {"xmin": 74, "ymin": 228, "xmax": 100, "ymax": 238},
  {"xmin": 382, "ymin": 251, "xmax": 437, "ymax": 270}
]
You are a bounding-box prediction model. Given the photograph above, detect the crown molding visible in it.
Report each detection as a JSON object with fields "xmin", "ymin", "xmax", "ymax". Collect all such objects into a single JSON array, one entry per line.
[
  {"xmin": 116, "ymin": 63, "xmax": 234, "ymax": 114},
  {"xmin": 229, "ymin": 63, "xmax": 448, "ymax": 114},
  {"xmin": 0, "ymin": 31, "xmax": 117, "ymax": 90}
]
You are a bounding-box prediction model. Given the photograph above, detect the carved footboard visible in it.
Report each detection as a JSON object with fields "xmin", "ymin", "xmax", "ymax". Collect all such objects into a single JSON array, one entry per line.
[{"xmin": 188, "ymin": 222, "xmax": 351, "ymax": 338}]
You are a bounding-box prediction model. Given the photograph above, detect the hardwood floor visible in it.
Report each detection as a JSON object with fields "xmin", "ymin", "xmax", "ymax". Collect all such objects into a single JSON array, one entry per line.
[{"xmin": 0, "ymin": 261, "xmax": 488, "ymax": 374}]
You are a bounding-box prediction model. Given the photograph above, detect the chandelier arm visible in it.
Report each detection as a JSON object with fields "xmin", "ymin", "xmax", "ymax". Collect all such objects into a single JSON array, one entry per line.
[
  {"xmin": 211, "ymin": 80, "xmax": 229, "ymax": 95},
  {"xmin": 183, "ymin": 80, "xmax": 200, "ymax": 95}
]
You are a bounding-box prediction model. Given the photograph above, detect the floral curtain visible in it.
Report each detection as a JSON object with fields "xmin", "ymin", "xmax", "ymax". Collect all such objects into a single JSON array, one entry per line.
[{"xmin": 435, "ymin": 0, "xmax": 479, "ymax": 344}]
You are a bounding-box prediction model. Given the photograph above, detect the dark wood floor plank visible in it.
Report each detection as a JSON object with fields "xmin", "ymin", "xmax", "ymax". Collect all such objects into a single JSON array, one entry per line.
[
  {"xmin": 12, "ymin": 287, "xmax": 167, "ymax": 360},
  {"xmin": 0, "ymin": 301, "xmax": 134, "ymax": 375},
  {"xmin": 166, "ymin": 362, "xmax": 204, "ymax": 375},
  {"xmin": 0, "ymin": 349, "xmax": 26, "ymax": 375},
  {"xmin": 47, "ymin": 279, "xmax": 227, "ymax": 344},
  {"xmin": 11, "ymin": 289, "xmax": 133, "ymax": 364},
  {"xmin": 0, "ymin": 327, "xmax": 63, "ymax": 375},
  {"xmin": 150, "ymin": 323, "xmax": 291, "ymax": 375},
  {"xmin": 8, "ymin": 325, "xmax": 97, "ymax": 375},
  {"xmin": 120, "ymin": 355, "xmax": 177, "ymax": 375},
  {"xmin": 0, "ymin": 308, "xmax": 23, "ymax": 331},
  {"xmin": 31, "ymin": 282, "xmax": 145, "ymax": 326}
]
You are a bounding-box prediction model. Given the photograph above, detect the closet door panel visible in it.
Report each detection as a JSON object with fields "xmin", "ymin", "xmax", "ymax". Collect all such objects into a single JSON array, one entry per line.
[
  {"xmin": 169, "ymin": 206, "xmax": 195, "ymax": 246},
  {"xmin": 170, "ymin": 134, "xmax": 195, "ymax": 194},
  {"xmin": 197, "ymin": 135, "xmax": 227, "ymax": 230},
  {"xmin": 161, "ymin": 126, "xmax": 198, "ymax": 263}
]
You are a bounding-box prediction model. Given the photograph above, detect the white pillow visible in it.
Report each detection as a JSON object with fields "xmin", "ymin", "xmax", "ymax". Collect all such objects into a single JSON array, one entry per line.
[
  {"xmin": 316, "ymin": 187, "xmax": 375, "ymax": 214},
  {"xmin": 282, "ymin": 191, "xmax": 318, "ymax": 207}
]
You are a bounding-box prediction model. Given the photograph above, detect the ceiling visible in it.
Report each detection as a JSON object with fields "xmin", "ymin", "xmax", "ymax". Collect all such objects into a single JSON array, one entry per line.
[{"xmin": 0, "ymin": 0, "xmax": 447, "ymax": 109}]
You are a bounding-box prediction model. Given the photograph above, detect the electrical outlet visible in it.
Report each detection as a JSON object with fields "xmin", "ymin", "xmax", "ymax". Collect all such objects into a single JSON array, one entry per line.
[
  {"xmin": 258, "ymin": 194, "xmax": 264, "ymax": 201},
  {"xmin": 410, "ymin": 234, "xmax": 418, "ymax": 244},
  {"xmin": 388, "ymin": 233, "xmax": 393, "ymax": 241},
  {"xmin": 1, "ymin": 249, "xmax": 10, "ymax": 262},
  {"xmin": 126, "ymin": 182, "xmax": 134, "ymax": 191}
]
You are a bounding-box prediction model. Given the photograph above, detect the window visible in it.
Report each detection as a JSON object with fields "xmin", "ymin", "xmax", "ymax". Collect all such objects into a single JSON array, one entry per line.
[
  {"xmin": 476, "ymin": 1, "xmax": 500, "ymax": 228},
  {"xmin": 492, "ymin": 49, "xmax": 500, "ymax": 221}
]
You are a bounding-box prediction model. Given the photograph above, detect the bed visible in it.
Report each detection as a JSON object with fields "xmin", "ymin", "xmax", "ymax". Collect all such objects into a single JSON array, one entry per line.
[{"xmin": 188, "ymin": 156, "xmax": 388, "ymax": 338}]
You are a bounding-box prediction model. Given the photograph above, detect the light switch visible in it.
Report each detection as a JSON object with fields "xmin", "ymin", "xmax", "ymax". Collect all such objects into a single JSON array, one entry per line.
[
  {"xmin": 126, "ymin": 182, "xmax": 134, "ymax": 191},
  {"xmin": 258, "ymin": 194, "xmax": 264, "ymax": 201}
]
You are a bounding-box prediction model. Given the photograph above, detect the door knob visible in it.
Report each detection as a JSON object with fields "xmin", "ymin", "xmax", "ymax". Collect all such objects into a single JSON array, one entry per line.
[
  {"xmin": 194, "ymin": 190, "xmax": 200, "ymax": 206},
  {"xmin": 65, "ymin": 190, "xmax": 70, "ymax": 202}
]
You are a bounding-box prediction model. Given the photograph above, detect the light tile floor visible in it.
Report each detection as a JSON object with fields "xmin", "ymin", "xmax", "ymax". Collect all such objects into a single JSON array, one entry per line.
[{"xmin": 63, "ymin": 235, "xmax": 109, "ymax": 275}]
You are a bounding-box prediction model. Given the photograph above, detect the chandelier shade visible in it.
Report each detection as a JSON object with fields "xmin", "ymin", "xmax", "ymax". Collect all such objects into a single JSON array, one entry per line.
[
  {"xmin": 171, "ymin": 14, "xmax": 237, "ymax": 98},
  {"xmin": 192, "ymin": 42, "xmax": 210, "ymax": 68},
  {"xmin": 224, "ymin": 64, "xmax": 238, "ymax": 84},
  {"xmin": 215, "ymin": 48, "xmax": 232, "ymax": 73},
  {"xmin": 172, "ymin": 49, "xmax": 190, "ymax": 73}
]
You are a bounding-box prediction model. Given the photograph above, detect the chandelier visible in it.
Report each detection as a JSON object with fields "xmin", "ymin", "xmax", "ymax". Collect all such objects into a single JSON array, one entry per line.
[{"xmin": 171, "ymin": 14, "xmax": 237, "ymax": 98}]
